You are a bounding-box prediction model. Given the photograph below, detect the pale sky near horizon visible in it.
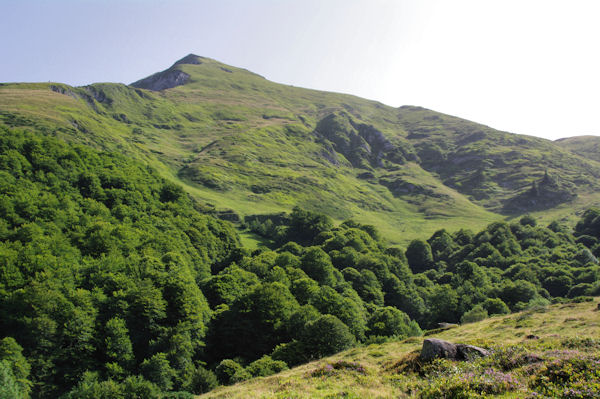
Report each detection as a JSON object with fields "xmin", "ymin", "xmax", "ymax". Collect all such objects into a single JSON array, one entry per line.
[{"xmin": 1, "ymin": 0, "xmax": 599, "ymax": 140}]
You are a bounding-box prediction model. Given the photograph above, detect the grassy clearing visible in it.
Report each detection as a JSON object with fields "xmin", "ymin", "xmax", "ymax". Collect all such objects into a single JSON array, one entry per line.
[{"xmin": 199, "ymin": 299, "xmax": 600, "ymax": 398}]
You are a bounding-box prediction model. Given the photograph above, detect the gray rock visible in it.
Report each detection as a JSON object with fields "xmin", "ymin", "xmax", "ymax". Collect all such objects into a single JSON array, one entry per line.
[
  {"xmin": 456, "ymin": 344, "xmax": 490, "ymax": 360},
  {"xmin": 420, "ymin": 339, "xmax": 490, "ymax": 362},
  {"xmin": 131, "ymin": 69, "xmax": 190, "ymax": 91},
  {"xmin": 131, "ymin": 54, "xmax": 205, "ymax": 91},
  {"xmin": 420, "ymin": 338, "xmax": 458, "ymax": 361}
]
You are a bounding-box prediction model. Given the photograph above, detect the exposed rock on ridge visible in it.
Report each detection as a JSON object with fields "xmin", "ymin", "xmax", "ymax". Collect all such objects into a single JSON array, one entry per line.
[
  {"xmin": 131, "ymin": 69, "xmax": 190, "ymax": 91},
  {"xmin": 314, "ymin": 111, "xmax": 415, "ymax": 169},
  {"xmin": 130, "ymin": 54, "xmax": 204, "ymax": 91},
  {"xmin": 503, "ymin": 171, "xmax": 576, "ymax": 212}
]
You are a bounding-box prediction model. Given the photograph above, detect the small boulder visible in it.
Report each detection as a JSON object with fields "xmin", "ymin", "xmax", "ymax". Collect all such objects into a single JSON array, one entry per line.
[
  {"xmin": 420, "ymin": 339, "xmax": 490, "ymax": 362},
  {"xmin": 420, "ymin": 338, "xmax": 458, "ymax": 361},
  {"xmin": 456, "ymin": 344, "xmax": 490, "ymax": 360}
]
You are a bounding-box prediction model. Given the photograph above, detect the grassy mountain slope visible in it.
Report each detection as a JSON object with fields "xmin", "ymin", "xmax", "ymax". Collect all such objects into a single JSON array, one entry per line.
[
  {"xmin": 2, "ymin": 54, "xmax": 600, "ymax": 244},
  {"xmin": 199, "ymin": 299, "xmax": 600, "ymax": 398},
  {"xmin": 556, "ymin": 135, "xmax": 600, "ymax": 163}
]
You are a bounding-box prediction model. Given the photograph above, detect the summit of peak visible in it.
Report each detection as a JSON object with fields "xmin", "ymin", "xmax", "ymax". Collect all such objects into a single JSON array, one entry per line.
[{"xmin": 173, "ymin": 54, "xmax": 205, "ymax": 66}]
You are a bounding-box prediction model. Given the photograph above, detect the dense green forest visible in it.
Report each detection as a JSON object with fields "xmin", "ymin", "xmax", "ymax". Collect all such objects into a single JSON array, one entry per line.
[{"xmin": 1, "ymin": 125, "xmax": 600, "ymax": 398}]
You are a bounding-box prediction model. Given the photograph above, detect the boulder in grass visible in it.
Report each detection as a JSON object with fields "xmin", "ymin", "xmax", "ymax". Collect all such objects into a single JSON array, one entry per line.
[
  {"xmin": 420, "ymin": 338, "xmax": 458, "ymax": 361},
  {"xmin": 420, "ymin": 338, "xmax": 489, "ymax": 361},
  {"xmin": 456, "ymin": 344, "xmax": 490, "ymax": 360}
]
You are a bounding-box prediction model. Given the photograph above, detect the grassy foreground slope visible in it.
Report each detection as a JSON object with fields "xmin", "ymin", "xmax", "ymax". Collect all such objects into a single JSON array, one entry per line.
[
  {"xmin": 2, "ymin": 55, "xmax": 600, "ymax": 243},
  {"xmin": 200, "ymin": 299, "xmax": 600, "ymax": 399}
]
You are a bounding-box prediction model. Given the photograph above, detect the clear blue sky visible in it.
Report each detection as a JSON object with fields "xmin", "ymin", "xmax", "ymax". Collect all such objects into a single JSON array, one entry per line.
[{"xmin": 1, "ymin": 0, "xmax": 599, "ymax": 140}]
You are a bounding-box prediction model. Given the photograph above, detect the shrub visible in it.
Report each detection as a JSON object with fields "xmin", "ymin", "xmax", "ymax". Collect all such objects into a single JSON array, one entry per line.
[
  {"xmin": 187, "ymin": 366, "xmax": 218, "ymax": 395},
  {"xmin": 520, "ymin": 215, "xmax": 537, "ymax": 227},
  {"xmin": 246, "ymin": 356, "xmax": 288, "ymax": 377},
  {"xmin": 561, "ymin": 337, "xmax": 600, "ymax": 350},
  {"xmin": 405, "ymin": 239, "xmax": 434, "ymax": 273},
  {"xmin": 140, "ymin": 353, "xmax": 176, "ymax": 391},
  {"xmin": 460, "ymin": 305, "xmax": 488, "ymax": 324},
  {"xmin": 161, "ymin": 392, "xmax": 195, "ymax": 399},
  {"xmin": 367, "ymin": 306, "xmax": 422, "ymax": 338},
  {"xmin": 0, "ymin": 337, "xmax": 31, "ymax": 397},
  {"xmin": 271, "ymin": 341, "xmax": 307, "ymax": 367},
  {"xmin": 227, "ymin": 367, "xmax": 252, "ymax": 384},
  {"xmin": 309, "ymin": 361, "xmax": 366, "ymax": 378},
  {"xmin": 483, "ymin": 345, "xmax": 537, "ymax": 371},
  {"xmin": 121, "ymin": 375, "xmax": 162, "ymax": 398},
  {"xmin": 300, "ymin": 315, "xmax": 356, "ymax": 359},
  {"xmin": 530, "ymin": 355, "xmax": 600, "ymax": 398},
  {"xmin": 215, "ymin": 359, "xmax": 244, "ymax": 385},
  {"xmin": 567, "ymin": 283, "xmax": 593, "ymax": 298},
  {"xmin": 0, "ymin": 361, "xmax": 22, "ymax": 399},
  {"xmin": 63, "ymin": 373, "xmax": 161, "ymax": 399},
  {"xmin": 481, "ymin": 298, "xmax": 510, "ymax": 315},
  {"xmin": 419, "ymin": 368, "xmax": 521, "ymax": 398}
]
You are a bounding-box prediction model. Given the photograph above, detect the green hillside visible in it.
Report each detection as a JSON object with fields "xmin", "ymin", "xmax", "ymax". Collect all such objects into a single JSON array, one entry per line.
[
  {"xmin": 2, "ymin": 54, "xmax": 600, "ymax": 245},
  {"xmin": 556, "ymin": 135, "xmax": 600, "ymax": 163},
  {"xmin": 198, "ymin": 299, "xmax": 600, "ymax": 399}
]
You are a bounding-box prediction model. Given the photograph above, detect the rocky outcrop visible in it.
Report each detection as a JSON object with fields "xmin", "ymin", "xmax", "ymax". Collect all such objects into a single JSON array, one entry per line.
[
  {"xmin": 320, "ymin": 142, "xmax": 341, "ymax": 166},
  {"xmin": 420, "ymin": 338, "xmax": 490, "ymax": 362},
  {"xmin": 244, "ymin": 213, "xmax": 289, "ymax": 226},
  {"xmin": 84, "ymin": 86, "xmax": 112, "ymax": 105},
  {"xmin": 503, "ymin": 171, "xmax": 576, "ymax": 213},
  {"xmin": 216, "ymin": 209, "xmax": 240, "ymax": 223},
  {"xmin": 49, "ymin": 85, "xmax": 79, "ymax": 100},
  {"xmin": 456, "ymin": 344, "xmax": 490, "ymax": 360},
  {"xmin": 378, "ymin": 176, "xmax": 447, "ymax": 199},
  {"xmin": 130, "ymin": 54, "xmax": 206, "ymax": 91},
  {"xmin": 131, "ymin": 69, "xmax": 190, "ymax": 91},
  {"xmin": 314, "ymin": 111, "xmax": 414, "ymax": 168}
]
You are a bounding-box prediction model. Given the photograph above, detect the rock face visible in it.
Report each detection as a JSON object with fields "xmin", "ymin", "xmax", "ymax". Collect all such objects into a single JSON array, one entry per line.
[
  {"xmin": 420, "ymin": 338, "xmax": 490, "ymax": 361},
  {"xmin": 314, "ymin": 111, "xmax": 414, "ymax": 169},
  {"xmin": 131, "ymin": 54, "xmax": 205, "ymax": 91},
  {"xmin": 503, "ymin": 171, "xmax": 576, "ymax": 213},
  {"xmin": 131, "ymin": 69, "xmax": 190, "ymax": 91}
]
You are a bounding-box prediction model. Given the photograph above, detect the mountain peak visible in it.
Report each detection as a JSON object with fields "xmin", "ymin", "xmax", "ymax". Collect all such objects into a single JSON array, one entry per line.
[
  {"xmin": 173, "ymin": 54, "xmax": 205, "ymax": 66},
  {"xmin": 131, "ymin": 54, "xmax": 263, "ymax": 91},
  {"xmin": 131, "ymin": 53, "xmax": 208, "ymax": 91}
]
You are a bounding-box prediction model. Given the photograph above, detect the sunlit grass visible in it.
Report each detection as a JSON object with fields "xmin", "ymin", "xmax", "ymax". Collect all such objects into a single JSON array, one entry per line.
[
  {"xmin": 2, "ymin": 57, "xmax": 599, "ymax": 247},
  {"xmin": 199, "ymin": 299, "xmax": 600, "ymax": 398}
]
